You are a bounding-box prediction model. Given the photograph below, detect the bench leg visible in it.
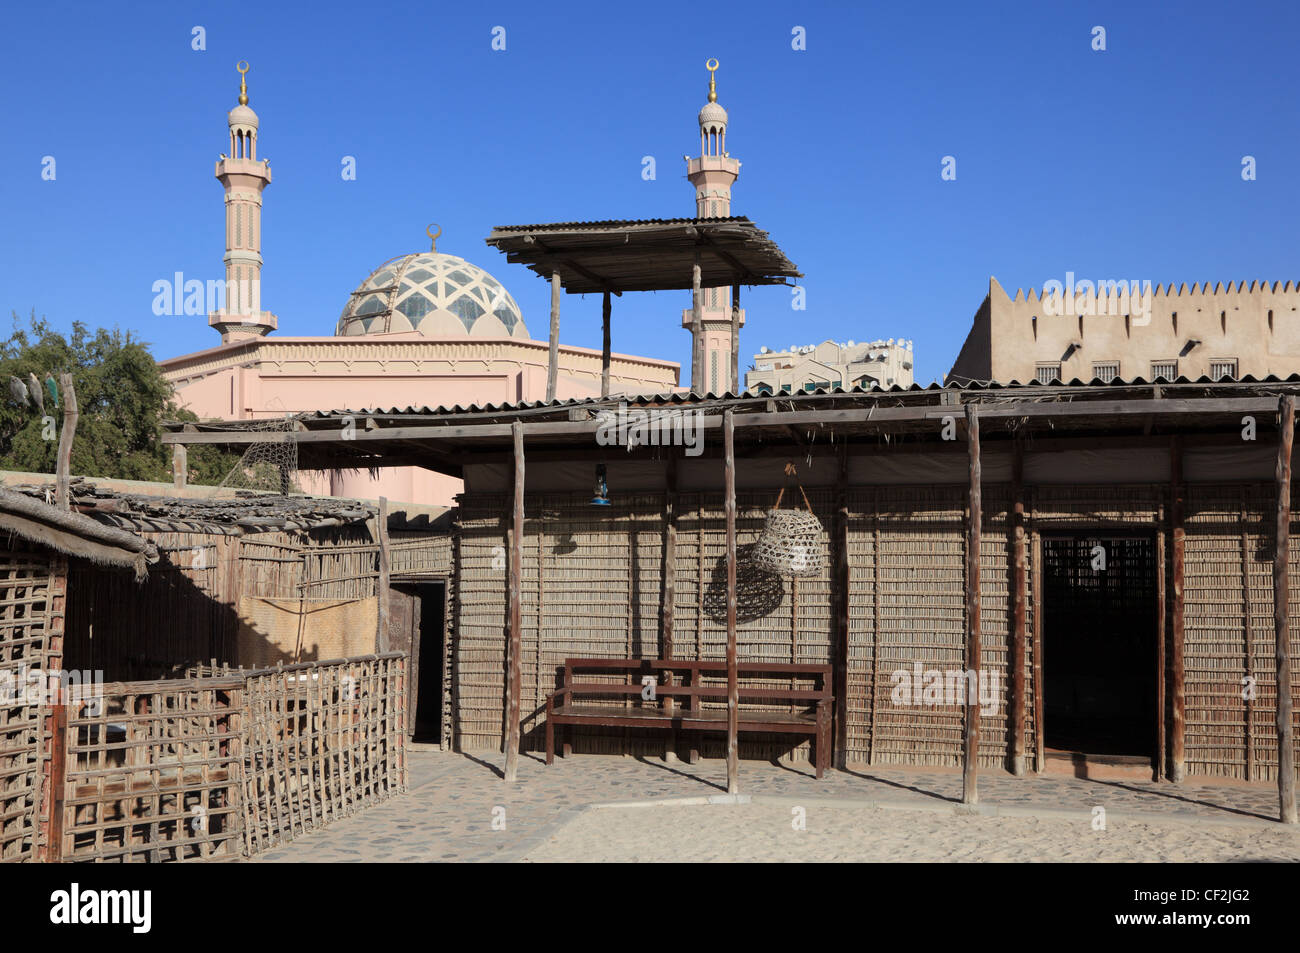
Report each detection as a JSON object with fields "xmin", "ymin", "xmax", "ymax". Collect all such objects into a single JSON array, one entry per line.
[
  {"xmin": 688, "ymin": 732, "xmax": 700, "ymax": 765},
  {"xmin": 815, "ymin": 707, "xmax": 828, "ymax": 779},
  {"xmin": 561, "ymin": 725, "xmax": 572, "ymax": 759},
  {"xmin": 546, "ymin": 717, "xmax": 554, "ymax": 765}
]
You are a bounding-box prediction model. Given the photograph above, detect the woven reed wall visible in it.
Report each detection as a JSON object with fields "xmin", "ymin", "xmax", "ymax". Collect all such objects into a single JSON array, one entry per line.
[
  {"xmin": 61, "ymin": 526, "xmax": 379, "ymax": 682},
  {"xmin": 389, "ymin": 534, "xmax": 453, "ymax": 577},
  {"xmin": 0, "ymin": 545, "xmax": 59, "ymax": 863},
  {"xmin": 66, "ymin": 533, "xmax": 239, "ymax": 682},
  {"xmin": 1182, "ymin": 484, "xmax": 1300, "ymax": 781},
  {"xmin": 452, "ymin": 478, "xmax": 1300, "ymax": 781}
]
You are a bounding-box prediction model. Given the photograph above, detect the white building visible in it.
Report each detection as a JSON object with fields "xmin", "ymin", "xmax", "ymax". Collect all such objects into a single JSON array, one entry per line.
[{"xmin": 744, "ymin": 338, "xmax": 915, "ymax": 393}]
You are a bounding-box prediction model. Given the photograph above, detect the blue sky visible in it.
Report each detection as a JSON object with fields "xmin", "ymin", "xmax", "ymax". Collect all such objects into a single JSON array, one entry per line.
[{"xmin": 2, "ymin": 0, "xmax": 1298, "ymax": 386}]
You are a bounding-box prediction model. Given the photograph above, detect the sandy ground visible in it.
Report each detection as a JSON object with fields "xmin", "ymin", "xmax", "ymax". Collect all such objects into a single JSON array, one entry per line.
[{"xmin": 520, "ymin": 802, "xmax": 1300, "ymax": 863}]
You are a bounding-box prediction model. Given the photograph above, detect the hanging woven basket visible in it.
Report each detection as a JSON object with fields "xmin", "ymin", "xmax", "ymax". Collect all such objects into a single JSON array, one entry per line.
[{"xmin": 751, "ymin": 468, "xmax": 826, "ymax": 577}]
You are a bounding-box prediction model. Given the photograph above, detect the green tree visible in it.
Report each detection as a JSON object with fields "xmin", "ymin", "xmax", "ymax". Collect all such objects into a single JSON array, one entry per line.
[{"xmin": 0, "ymin": 311, "xmax": 238, "ymax": 485}]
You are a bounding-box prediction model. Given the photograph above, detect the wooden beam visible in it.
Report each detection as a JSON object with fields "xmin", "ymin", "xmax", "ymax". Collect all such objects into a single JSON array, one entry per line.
[
  {"xmin": 55, "ymin": 374, "xmax": 78, "ymax": 512},
  {"xmin": 692, "ymin": 252, "xmax": 704, "ymax": 396},
  {"xmin": 833, "ymin": 447, "xmax": 850, "ymax": 768},
  {"xmin": 504, "ymin": 421, "xmax": 524, "ymax": 782},
  {"xmin": 162, "ymin": 396, "xmax": 1295, "ymax": 446},
  {"xmin": 730, "ymin": 283, "xmax": 741, "ymax": 394},
  {"xmin": 546, "ymin": 272, "xmax": 561, "ymax": 403},
  {"xmin": 1009, "ymin": 438, "xmax": 1027, "ymax": 776},
  {"xmin": 601, "ymin": 290, "xmax": 612, "ymax": 398},
  {"xmin": 1170, "ymin": 436, "xmax": 1186, "ymax": 782},
  {"xmin": 1274, "ymin": 394, "xmax": 1297, "ymax": 823},
  {"xmin": 963, "ymin": 402, "xmax": 981, "ymax": 804},
  {"xmin": 724, "ymin": 408, "xmax": 739, "ymax": 793}
]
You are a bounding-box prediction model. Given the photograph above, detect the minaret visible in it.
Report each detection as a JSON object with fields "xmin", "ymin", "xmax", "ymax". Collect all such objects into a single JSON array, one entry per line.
[
  {"xmin": 681, "ymin": 59, "xmax": 744, "ymax": 394},
  {"xmin": 209, "ymin": 62, "xmax": 277, "ymax": 343}
]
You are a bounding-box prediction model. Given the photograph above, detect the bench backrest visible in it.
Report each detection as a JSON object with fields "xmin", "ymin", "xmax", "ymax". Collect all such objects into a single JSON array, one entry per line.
[{"xmin": 556, "ymin": 657, "xmax": 831, "ymax": 705}]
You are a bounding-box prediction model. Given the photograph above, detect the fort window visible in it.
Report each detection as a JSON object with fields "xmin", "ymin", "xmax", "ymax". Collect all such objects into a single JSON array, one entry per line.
[
  {"xmin": 1209, "ymin": 359, "xmax": 1238, "ymax": 380},
  {"xmin": 1150, "ymin": 360, "xmax": 1178, "ymax": 382},
  {"xmin": 1092, "ymin": 362, "xmax": 1120, "ymax": 383},
  {"xmin": 1035, "ymin": 363, "xmax": 1061, "ymax": 384}
]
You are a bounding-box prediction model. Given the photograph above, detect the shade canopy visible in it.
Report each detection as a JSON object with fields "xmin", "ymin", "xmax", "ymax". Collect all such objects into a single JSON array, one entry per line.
[{"xmin": 484, "ymin": 217, "xmax": 802, "ymax": 294}]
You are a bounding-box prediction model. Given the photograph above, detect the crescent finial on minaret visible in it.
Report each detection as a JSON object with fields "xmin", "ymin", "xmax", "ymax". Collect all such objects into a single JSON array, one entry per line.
[
  {"xmin": 237, "ymin": 61, "xmax": 250, "ymax": 105},
  {"xmin": 706, "ymin": 58, "xmax": 719, "ymax": 103},
  {"xmin": 427, "ymin": 223, "xmax": 441, "ymax": 252}
]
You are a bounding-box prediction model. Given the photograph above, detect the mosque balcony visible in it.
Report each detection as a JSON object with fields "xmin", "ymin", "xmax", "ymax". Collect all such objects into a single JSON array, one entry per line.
[
  {"xmin": 686, "ymin": 155, "xmax": 740, "ymax": 176},
  {"xmin": 209, "ymin": 309, "xmax": 277, "ymax": 337},
  {"xmin": 681, "ymin": 306, "xmax": 745, "ymax": 329},
  {"xmin": 215, "ymin": 156, "xmax": 271, "ymax": 181}
]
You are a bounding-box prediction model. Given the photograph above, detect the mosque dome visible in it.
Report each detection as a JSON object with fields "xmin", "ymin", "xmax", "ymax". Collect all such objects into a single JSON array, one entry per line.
[
  {"xmin": 336, "ymin": 240, "xmax": 528, "ymax": 339},
  {"xmin": 698, "ymin": 101, "xmax": 728, "ymax": 127},
  {"xmin": 228, "ymin": 104, "xmax": 259, "ymax": 129}
]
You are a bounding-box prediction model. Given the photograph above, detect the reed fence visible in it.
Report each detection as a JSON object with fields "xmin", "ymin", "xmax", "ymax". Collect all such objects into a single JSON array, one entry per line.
[
  {"xmin": 38, "ymin": 653, "xmax": 405, "ymax": 863},
  {"xmin": 0, "ymin": 548, "xmax": 60, "ymax": 862}
]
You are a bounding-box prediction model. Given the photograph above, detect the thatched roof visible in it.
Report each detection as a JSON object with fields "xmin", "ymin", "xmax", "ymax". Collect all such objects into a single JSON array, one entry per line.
[
  {"xmin": 0, "ymin": 487, "xmax": 158, "ymax": 580},
  {"xmin": 5, "ymin": 479, "xmax": 376, "ymax": 537}
]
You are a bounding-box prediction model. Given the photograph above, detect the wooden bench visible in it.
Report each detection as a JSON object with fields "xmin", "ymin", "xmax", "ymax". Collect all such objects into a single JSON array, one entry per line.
[{"xmin": 544, "ymin": 658, "xmax": 832, "ymax": 778}]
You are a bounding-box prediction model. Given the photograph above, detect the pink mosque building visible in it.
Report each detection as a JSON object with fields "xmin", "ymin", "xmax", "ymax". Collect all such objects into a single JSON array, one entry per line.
[{"xmin": 161, "ymin": 63, "xmax": 749, "ymax": 505}]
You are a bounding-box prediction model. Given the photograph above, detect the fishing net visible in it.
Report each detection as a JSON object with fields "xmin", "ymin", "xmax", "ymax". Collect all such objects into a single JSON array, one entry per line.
[{"xmin": 214, "ymin": 415, "xmax": 301, "ymax": 496}]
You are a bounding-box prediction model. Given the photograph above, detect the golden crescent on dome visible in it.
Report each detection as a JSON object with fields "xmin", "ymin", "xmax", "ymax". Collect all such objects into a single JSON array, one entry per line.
[
  {"xmin": 706, "ymin": 58, "xmax": 719, "ymax": 72},
  {"xmin": 427, "ymin": 223, "xmax": 441, "ymax": 251},
  {"xmin": 237, "ymin": 61, "xmax": 250, "ymax": 75}
]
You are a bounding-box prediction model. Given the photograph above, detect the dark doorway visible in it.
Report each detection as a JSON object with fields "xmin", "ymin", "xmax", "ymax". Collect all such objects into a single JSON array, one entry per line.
[
  {"xmin": 388, "ymin": 581, "xmax": 445, "ymax": 743},
  {"xmin": 1042, "ymin": 534, "xmax": 1157, "ymax": 759}
]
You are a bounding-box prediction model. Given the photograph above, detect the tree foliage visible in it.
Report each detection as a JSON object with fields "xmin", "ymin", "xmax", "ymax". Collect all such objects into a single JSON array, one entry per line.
[{"xmin": 0, "ymin": 311, "xmax": 237, "ymax": 485}]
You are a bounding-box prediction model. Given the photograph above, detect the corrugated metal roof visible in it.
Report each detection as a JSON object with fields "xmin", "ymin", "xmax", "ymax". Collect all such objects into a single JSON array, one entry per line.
[
  {"xmin": 489, "ymin": 216, "xmax": 752, "ymax": 232},
  {"xmin": 283, "ymin": 373, "xmax": 1300, "ymax": 421}
]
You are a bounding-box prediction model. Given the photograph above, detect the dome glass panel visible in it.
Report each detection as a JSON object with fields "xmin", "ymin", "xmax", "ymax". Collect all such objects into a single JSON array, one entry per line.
[{"xmin": 338, "ymin": 251, "xmax": 527, "ymax": 339}]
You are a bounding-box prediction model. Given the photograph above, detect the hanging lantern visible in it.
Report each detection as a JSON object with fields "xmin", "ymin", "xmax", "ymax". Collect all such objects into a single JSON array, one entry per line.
[
  {"xmin": 751, "ymin": 465, "xmax": 826, "ymax": 576},
  {"xmin": 591, "ymin": 464, "xmax": 611, "ymax": 506}
]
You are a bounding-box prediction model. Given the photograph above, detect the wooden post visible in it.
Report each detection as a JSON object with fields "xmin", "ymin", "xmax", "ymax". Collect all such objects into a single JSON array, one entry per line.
[
  {"xmin": 504, "ymin": 421, "xmax": 525, "ymax": 782},
  {"xmin": 375, "ymin": 496, "xmax": 390, "ymax": 653},
  {"xmin": 691, "ymin": 252, "xmax": 704, "ymax": 396},
  {"xmin": 1009, "ymin": 439, "xmax": 1027, "ymax": 776},
  {"xmin": 601, "ymin": 290, "xmax": 612, "ymax": 398},
  {"xmin": 1156, "ymin": 520, "xmax": 1167, "ymax": 781},
  {"xmin": 963, "ymin": 402, "xmax": 981, "ymax": 805},
  {"xmin": 1032, "ymin": 530, "xmax": 1044, "ymax": 772},
  {"xmin": 730, "ymin": 283, "xmax": 741, "ymax": 394},
  {"xmin": 662, "ymin": 456, "xmax": 678, "ymax": 735},
  {"xmin": 1170, "ymin": 436, "xmax": 1186, "ymax": 783},
  {"xmin": 1240, "ymin": 490, "xmax": 1255, "ymax": 781},
  {"xmin": 723, "ymin": 408, "xmax": 739, "ymax": 794},
  {"xmin": 54, "ymin": 374, "xmax": 78, "ymax": 512},
  {"xmin": 546, "ymin": 272, "xmax": 561, "ymax": 403},
  {"xmin": 173, "ymin": 442, "xmax": 188, "ymax": 490},
  {"xmin": 1274, "ymin": 395, "xmax": 1297, "ymax": 823},
  {"xmin": 44, "ymin": 691, "xmax": 70, "ymax": 862},
  {"xmin": 833, "ymin": 447, "xmax": 850, "ymax": 768}
]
